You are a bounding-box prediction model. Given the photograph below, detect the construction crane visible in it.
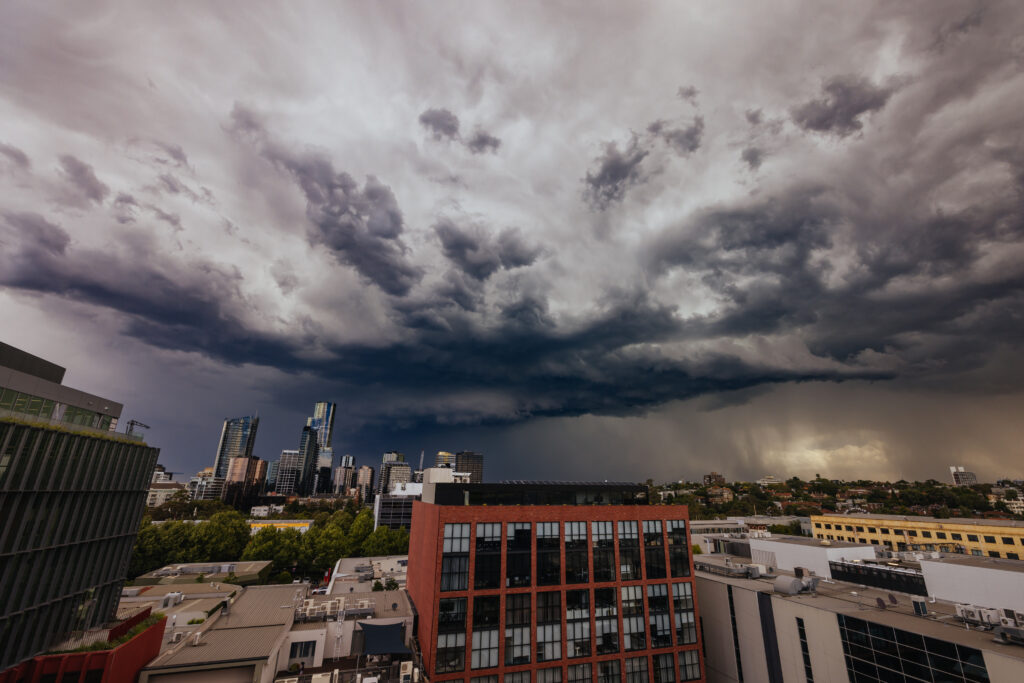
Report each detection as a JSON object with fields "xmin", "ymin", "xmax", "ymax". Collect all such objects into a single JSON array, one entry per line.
[{"xmin": 125, "ymin": 419, "xmax": 151, "ymax": 435}]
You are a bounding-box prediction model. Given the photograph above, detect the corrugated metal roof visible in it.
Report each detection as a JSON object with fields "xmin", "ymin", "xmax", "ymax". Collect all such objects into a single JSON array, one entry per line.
[{"xmin": 151, "ymin": 625, "xmax": 287, "ymax": 666}]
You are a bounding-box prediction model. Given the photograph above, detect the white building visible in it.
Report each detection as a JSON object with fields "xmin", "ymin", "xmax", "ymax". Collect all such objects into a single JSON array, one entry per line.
[{"xmin": 747, "ymin": 536, "xmax": 878, "ymax": 579}]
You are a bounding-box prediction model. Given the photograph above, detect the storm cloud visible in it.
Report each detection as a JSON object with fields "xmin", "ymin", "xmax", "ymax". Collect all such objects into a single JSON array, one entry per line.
[{"xmin": 2, "ymin": 1, "xmax": 1024, "ymax": 482}]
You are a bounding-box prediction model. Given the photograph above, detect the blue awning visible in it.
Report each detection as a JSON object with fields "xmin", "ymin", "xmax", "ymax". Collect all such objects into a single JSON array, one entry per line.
[{"xmin": 358, "ymin": 621, "xmax": 410, "ymax": 655}]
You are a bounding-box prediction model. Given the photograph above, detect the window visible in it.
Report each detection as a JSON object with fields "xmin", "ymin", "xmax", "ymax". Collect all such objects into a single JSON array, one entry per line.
[
  {"xmin": 921, "ymin": 531, "xmax": 932, "ymax": 538},
  {"xmin": 566, "ymin": 589, "xmax": 591, "ymax": 658},
  {"xmin": 666, "ymin": 520, "xmax": 690, "ymax": 578},
  {"xmin": 290, "ymin": 640, "xmax": 316, "ymax": 658},
  {"xmin": 565, "ymin": 522, "xmax": 589, "ymax": 584},
  {"xmin": 622, "ymin": 585, "xmax": 646, "ymax": 651},
  {"xmin": 845, "ymin": 525, "xmax": 853, "ymax": 531},
  {"xmin": 619, "ymin": 521, "xmax": 641, "ymax": 581},
  {"xmin": 824, "ymin": 523, "xmax": 832, "ymax": 529},
  {"xmin": 474, "ymin": 677, "xmax": 499, "ymax": 683},
  {"xmin": 592, "ymin": 521, "xmax": 615, "ymax": 582},
  {"xmin": 907, "ymin": 530, "xmax": 918, "ymax": 537},
  {"xmin": 1002, "ymin": 537, "xmax": 1014, "ymax": 545},
  {"xmin": 814, "ymin": 522, "xmax": 821, "ymax": 528},
  {"xmin": 648, "ymin": 584, "xmax": 672, "ymax": 648},
  {"xmin": 476, "ymin": 523, "xmax": 502, "ymax": 589},
  {"xmin": 951, "ymin": 533, "xmax": 963, "ymax": 540},
  {"xmin": 797, "ymin": 617, "xmax": 813, "ymax": 682},
  {"xmin": 880, "ymin": 528, "xmax": 890, "ymax": 535},
  {"xmin": 626, "ymin": 657, "xmax": 649, "ymax": 683},
  {"xmin": 936, "ymin": 532, "xmax": 947, "ymax": 539},
  {"xmin": 968, "ymin": 534, "xmax": 979, "ymax": 542},
  {"xmin": 595, "ymin": 587, "xmax": 619, "ymax": 654},
  {"xmin": 972, "ymin": 549, "xmax": 983, "ymax": 556},
  {"xmin": 505, "ymin": 593, "xmax": 531, "ymax": 665},
  {"xmin": 472, "ymin": 596, "xmax": 500, "ymax": 669},
  {"xmin": 568, "ymin": 663, "xmax": 592, "ymax": 683},
  {"xmin": 1008, "ymin": 553, "xmax": 1020, "ymax": 560},
  {"xmin": 867, "ymin": 527, "xmax": 876, "ymax": 533},
  {"xmin": 984, "ymin": 535, "xmax": 996, "ymax": 544},
  {"xmin": 505, "ymin": 673, "xmax": 531, "ymax": 683},
  {"xmin": 598, "ymin": 660, "xmax": 620, "ymax": 683},
  {"xmin": 644, "ymin": 520, "xmax": 667, "ymax": 579},
  {"xmin": 989, "ymin": 551, "xmax": 1001, "ymax": 558},
  {"xmin": 537, "ymin": 522, "xmax": 561, "ymax": 586},
  {"xmin": 438, "ymin": 597, "xmax": 467, "ymax": 631},
  {"xmin": 537, "ymin": 591, "xmax": 561, "ymax": 661},
  {"xmin": 856, "ymin": 526, "xmax": 864, "ymax": 532},
  {"xmin": 436, "ymin": 631, "xmax": 466, "ymax": 673},
  {"xmin": 442, "ymin": 524, "xmax": 470, "ymax": 591},
  {"xmin": 538, "ymin": 669, "xmax": 562, "ymax": 683},
  {"xmin": 679, "ymin": 651, "xmax": 701, "ymax": 681},
  {"xmin": 672, "ymin": 583, "xmax": 697, "ymax": 644},
  {"xmin": 653, "ymin": 653, "xmax": 675, "ymax": 683},
  {"xmin": 507, "ymin": 523, "xmax": 532, "ymax": 587}
]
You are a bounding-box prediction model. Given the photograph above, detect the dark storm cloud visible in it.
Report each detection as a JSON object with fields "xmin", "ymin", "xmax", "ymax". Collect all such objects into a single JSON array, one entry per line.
[
  {"xmin": 0, "ymin": 142, "xmax": 30, "ymax": 169},
  {"xmin": 229, "ymin": 103, "xmax": 421, "ymax": 296},
  {"xmin": 677, "ymin": 85, "xmax": 699, "ymax": 105},
  {"xmin": 741, "ymin": 146, "xmax": 764, "ymax": 170},
  {"xmin": 745, "ymin": 108, "xmax": 763, "ymax": 126},
  {"xmin": 466, "ymin": 129, "xmax": 501, "ymax": 154},
  {"xmin": 418, "ymin": 107, "xmax": 461, "ymax": 140},
  {"xmin": 649, "ymin": 116, "xmax": 704, "ymax": 155},
  {"xmin": 583, "ymin": 135, "xmax": 649, "ymax": 209},
  {"xmin": 792, "ymin": 75, "xmax": 896, "ymax": 137},
  {"xmin": 434, "ymin": 218, "xmax": 541, "ymax": 280},
  {"xmin": 57, "ymin": 154, "xmax": 109, "ymax": 204}
]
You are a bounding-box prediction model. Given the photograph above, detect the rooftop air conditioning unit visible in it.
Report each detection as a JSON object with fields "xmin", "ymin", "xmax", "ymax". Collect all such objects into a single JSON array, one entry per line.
[
  {"xmin": 401, "ymin": 661, "xmax": 413, "ymax": 683},
  {"xmin": 170, "ymin": 631, "xmax": 184, "ymax": 643},
  {"xmin": 191, "ymin": 632, "xmax": 203, "ymax": 646}
]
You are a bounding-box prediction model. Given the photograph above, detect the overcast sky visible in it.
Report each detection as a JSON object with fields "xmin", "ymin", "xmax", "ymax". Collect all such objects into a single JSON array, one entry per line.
[{"xmin": 3, "ymin": 1, "xmax": 1024, "ymax": 483}]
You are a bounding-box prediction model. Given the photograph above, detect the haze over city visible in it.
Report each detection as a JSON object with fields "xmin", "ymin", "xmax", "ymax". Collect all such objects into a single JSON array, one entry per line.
[{"xmin": 2, "ymin": 2, "xmax": 1024, "ymax": 482}]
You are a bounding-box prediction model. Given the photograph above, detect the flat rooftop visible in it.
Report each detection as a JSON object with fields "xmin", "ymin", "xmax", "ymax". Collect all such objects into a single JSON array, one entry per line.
[
  {"xmin": 754, "ymin": 535, "xmax": 865, "ymax": 549},
  {"xmin": 695, "ymin": 553, "xmax": 1024, "ymax": 661},
  {"xmin": 815, "ymin": 512, "xmax": 1024, "ymax": 529},
  {"xmin": 919, "ymin": 554, "xmax": 1024, "ymax": 573},
  {"xmin": 422, "ymin": 481, "xmax": 646, "ymax": 506}
]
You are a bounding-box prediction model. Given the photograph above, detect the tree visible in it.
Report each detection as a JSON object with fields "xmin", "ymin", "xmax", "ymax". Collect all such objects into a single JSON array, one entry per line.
[
  {"xmin": 306, "ymin": 523, "xmax": 347, "ymax": 573},
  {"xmin": 389, "ymin": 527, "xmax": 410, "ymax": 554},
  {"xmin": 242, "ymin": 527, "xmax": 306, "ymax": 574},
  {"xmin": 384, "ymin": 577, "xmax": 400, "ymax": 591},
  {"xmin": 158, "ymin": 521, "xmax": 197, "ymax": 564},
  {"xmin": 191, "ymin": 511, "xmax": 251, "ymax": 562},
  {"xmin": 344, "ymin": 509, "xmax": 375, "ymax": 557},
  {"xmin": 692, "ymin": 544, "xmax": 703, "ymax": 555},
  {"xmin": 129, "ymin": 518, "xmax": 165, "ymax": 577},
  {"xmin": 372, "ymin": 580, "xmax": 384, "ymax": 591},
  {"xmin": 360, "ymin": 526, "xmax": 395, "ymax": 557}
]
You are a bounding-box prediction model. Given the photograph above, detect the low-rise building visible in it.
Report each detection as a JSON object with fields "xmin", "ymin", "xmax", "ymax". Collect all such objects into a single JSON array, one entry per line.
[
  {"xmin": 147, "ymin": 481, "xmax": 186, "ymax": 508},
  {"xmin": 133, "ymin": 561, "xmax": 272, "ymax": 586},
  {"xmin": 248, "ymin": 519, "xmax": 314, "ymax": 535},
  {"xmin": 327, "ymin": 555, "xmax": 409, "ymax": 594}
]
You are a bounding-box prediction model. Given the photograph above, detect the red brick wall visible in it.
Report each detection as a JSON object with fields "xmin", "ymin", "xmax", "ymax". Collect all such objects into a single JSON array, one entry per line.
[{"xmin": 407, "ymin": 503, "xmax": 704, "ymax": 683}]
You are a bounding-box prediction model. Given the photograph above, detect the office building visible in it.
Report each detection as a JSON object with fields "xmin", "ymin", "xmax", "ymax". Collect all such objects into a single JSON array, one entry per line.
[
  {"xmin": 0, "ymin": 343, "xmax": 160, "ymax": 671},
  {"xmin": 222, "ymin": 455, "xmax": 266, "ymax": 507},
  {"xmin": 274, "ymin": 449, "xmax": 303, "ymax": 496},
  {"xmin": 356, "ymin": 465, "xmax": 375, "ymax": 503},
  {"xmin": 334, "ymin": 464, "xmax": 356, "ymax": 495},
  {"xmin": 376, "ymin": 452, "xmax": 411, "ymax": 498},
  {"xmin": 147, "ymin": 481, "xmax": 186, "ymax": 508},
  {"xmin": 151, "ymin": 464, "xmax": 173, "ymax": 483},
  {"xmin": 694, "ymin": 541, "xmax": 1024, "ymax": 683},
  {"xmin": 455, "ymin": 450, "xmax": 484, "ymax": 483},
  {"xmin": 186, "ymin": 467, "xmax": 224, "ymax": 501},
  {"xmin": 951, "ymin": 465, "xmax": 979, "ymax": 487},
  {"xmin": 407, "ymin": 482, "xmax": 704, "ymax": 683},
  {"xmin": 702, "ymin": 472, "xmax": 726, "ymax": 487},
  {"xmin": 212, "ymin": 415, "xmax": 259, "ymax": 480},
  {"xmin": 266, "ymin": 459, "xmax": 279, "ymax": 489},
  {"xmin": 374, "ymin": 482, "xmax": 423, "ymax": 530},
  {"xmin": 436, "ymin": 450, "xmax": 457, "ymax": 467},
  {"xmin": 340, "ymin": 453, "xmax": 354, "ymax": 468},
  {"xmin": 297, "ymin": 424, "xmax": 319, "ymax": 496},
  {"xmin": 811, "ymin": 512, "xmax": 1024, "ymax": 558},
  {"xmin": 307, "ymin": 401, "xmax": 336, "ymax": 450}
]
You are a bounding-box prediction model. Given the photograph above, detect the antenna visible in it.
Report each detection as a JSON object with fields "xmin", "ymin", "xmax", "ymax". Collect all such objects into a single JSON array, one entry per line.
[{"xmin": 125, "ymin": 419, "xmax": 151, "ymax": 434}]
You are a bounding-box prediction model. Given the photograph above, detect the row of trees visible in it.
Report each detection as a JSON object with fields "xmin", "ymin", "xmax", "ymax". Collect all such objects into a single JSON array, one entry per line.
[
  {"xmin": 148, "ymin": 490, "xmax": 361, "ymax": 521},
  {"xmin": 129, "ymin": 508, "xmax": 409, "ymax": 581}
]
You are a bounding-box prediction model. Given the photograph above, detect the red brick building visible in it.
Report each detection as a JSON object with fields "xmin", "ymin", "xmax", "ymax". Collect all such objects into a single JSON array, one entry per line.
[{"xmin": 407, "ymin": 483, "xmax": 704, "ymax": 683}]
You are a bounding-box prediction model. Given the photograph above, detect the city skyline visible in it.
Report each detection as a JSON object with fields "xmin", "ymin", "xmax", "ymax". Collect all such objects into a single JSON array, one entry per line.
[{"xmin": 3, "ymin": 3, "xmax": 1024, "ymax": 483}]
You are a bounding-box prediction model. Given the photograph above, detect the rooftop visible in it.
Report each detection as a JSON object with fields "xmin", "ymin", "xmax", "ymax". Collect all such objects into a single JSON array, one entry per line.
[
  {"xmin": 694, "ymin": 553, "xmax": 1024, "ymax": 661},
  {"xmin": 752, "ymin": 535, "xmax": 864, "ymax": 549},
  {"xmin": 814, "ymin": 512, "xmax": 1024, "ymax": 529},
  {"xmin": 919, "ymin": 554, "xmax": 1024, "ymax": 574},
  {"xmin": 422, "ymin": 481, "xmax": 646, "ymax": 506}
]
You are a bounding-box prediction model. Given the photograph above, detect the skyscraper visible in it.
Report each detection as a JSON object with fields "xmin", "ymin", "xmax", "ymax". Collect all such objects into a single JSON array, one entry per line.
[
  {"xmin": 298, "ymin": 425, "xmax": 320, "ymax": 496},
  {"xmin": 340, "ymin": 453, "xmax": 354, "ymax": 468},
  {"xmin": 435, "ymin": 450, "xmax": 456, "ymax": 467},
  {"xmin": 355, "ymin": 465, "xmax": 375, "ymax": 503},
  {"xmin": 307, "ymin": 402, "xmax": 336, "ymax": 495},
  {"xmin": 455, "ymin": 450, "xmax": 484, "ymax": 483},
  {"xmin": 0, "ymin": 343, "xmax": 159, "ymax": 670},
  {"xmin": 275, "ymin": 449, "xmax": 303, "ymax": 496},
  {"xmin": 212, "ymin": 415, "xmax": 259, "ymax": 480},
  {"xmin": 376, "ymin": 451, "xmax": 411, "ymax": 498}
]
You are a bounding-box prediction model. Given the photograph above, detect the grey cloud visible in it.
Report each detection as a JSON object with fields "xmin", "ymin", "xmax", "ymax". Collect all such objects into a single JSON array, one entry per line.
[
  {"xmin": 147, "ymin": 204, "xmax": 182, "ymax": 230},
  {"xmin": 466, "ymin": 129, "xmax": 501, "ymax": 154},
  {"xmin": 677, "ymin": 85, "xmax": 699, "ymax": 105},
  {"xmin": 745, "ymin": 108, "xmax": 763, "ymax": 125},
  {"xmin": 434, "ymin": 218, "xmax": 541, "ymax": 280},
  {"xmin": 583, "ymin": 135, "xmax": 649, "ymax": 209},
  {"xmin": 792, "ymin": 75, "xmax": 896, "ymax": 137},
  {"xmin": 0, "ymin": 142, "xmax": 30, "ymax": 169},
  {"xmin": 153, "ymin": 172, "xmax": 214, "ymax": 205},
  {"xmin": 418, "ymin": 107, "xmax": 461, "ymax": 141},
  {"xmin": 2, "ymin": 212, "xmax": 69, "ymax": 255},
  {"xmin": 650, "ymin": 116, "xmax": 704, "ymax": 155},
  {"xmin": 741, "ymin": 146, "xmax": 764, "ymax": 170},
  {"xmin": 229, "ymin": 104, "xmax": 421, "ymax": 296},
  {"xmin": 113, "ymin": 193, "xmax": 139, "ymax": 223},
  {"xmin": 154, "ymin": 141, "xmax": 189, "ymax": 167},
  {"xmin": 58, "ymin": 154, "xmax": 109, "ymax": 204}
]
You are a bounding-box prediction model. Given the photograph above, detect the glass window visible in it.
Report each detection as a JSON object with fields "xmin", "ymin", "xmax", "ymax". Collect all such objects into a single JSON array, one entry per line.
[
  {"xmin": 647, "ymin": 584, "xmax": 672, "ymax": 648},
  {"xmin": 505, "ymin": 673, "xmax": 531, "ymax": 683},
  {"xmin": 442, "ymin": 524, "xmax": 471, "ymax": 554},
  {"xmin": 507, "ymin": 522, "xmax": 532, "ymax": 587},
  {"xmin": 622, "ymin": 584, "xmax": 646, "ymax": 651},
  {"xmin": 652, "ymin": 654, "xmax": 675, "ymax": 683},
  {"xmin": 619, "ymin": 521, "xmax": 641, "ymax": 581},
  {"xmin": 984, "ymin": 535, "xmax": 996, "ymax": 544},
  {"xmin": 666, "ymin": 520, "xmax": 690, "ymax": 578},
  {"xmin": 644, "ymin": 521, "xmax": 666, "ymax": 579},
  {"xmin": 1002, "ymin": 537, "xmax": 1013, "ymax": 545},
  {"xmin": 473, "ymin": 677, "xmax": 499, "ymax": 683},
  {"xmin": 568, "ymin": 663, "xmax": 592, "ymax": 683},
  {"xmin": 442, "ymin": 524, "xmax": 471, "ymax": 591},
  {"xmin": 290, "ymin": 640, "xmax": 316, "ymax": 658},
  {"xmin": 538, "ymin": 669, "xmax": 562, "ymax": 683},
  {"xmin": 625, "ymin": 657, "xmax": 649, "ymax": 683},
  {"xmin": 936, "ymin": 532, "xmax": 947, "ymax": 539},
  {"xmin": 505, "ymin": 593, "xmax": 531, "ymax": 665},
  {"xmin": 436, "ymin": 631, "xmax": 466, "ymax": 673},
  {"xmin": 679, "ymin": 651, "xmax": 701, "ymax": 681},
  {"xmin": 565, "ymin": 521, "xmax": 588, "ymax": 584},
  {"xmin": 592, "ymin": 521, "xmax": 615, "ymax": 582},
  {"xmin": 537, "ymin": 591, "xmax": 561, "ymax": 662},
  {"xmin": 921, "ymin": 531, "xmax": 932, "ymax": 538},
  {"xmin": 968, "ymin": 534, "xmax": 979, "ymax": 542},
  {"xmin": 537, "ymin": 522, "xmax": 561, "ymax": 586},
  {"xmin": 472, "ymin": 596, "xmax": 500, "ymax": 670},
  {"xmin": 566, "ymin": 589, "xmax": 590, "ymax": 658},
  {"xmin": 475, "ymin": 523, "xmax": 502, "ymax": 589},
  {"xmin": 595, "ymin": 587, "xmax": 619, "ymax": 655},
  {"xmin": 598, "ymin": 660, "xmax": 620, "ymax": 683},
  {"xmin": 951, "ymin": 533, "xmax": 962, "ymax": 540},
  {"xmin": 672, "ymin": 583, "xmax": 696, "ymax": 645},
  {"xmin": 880, "ymin": 528, "xmax": 890, "ymax": 534}
]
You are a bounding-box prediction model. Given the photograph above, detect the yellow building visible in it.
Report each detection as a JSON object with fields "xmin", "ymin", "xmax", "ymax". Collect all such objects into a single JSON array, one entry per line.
[
  {"xmin": 811, "ymin": 513, "xmax": 1024, "ymax": 559},
  {"xmin": 247, "ymin": 519, "xmax": 313, "ymax": 534}
]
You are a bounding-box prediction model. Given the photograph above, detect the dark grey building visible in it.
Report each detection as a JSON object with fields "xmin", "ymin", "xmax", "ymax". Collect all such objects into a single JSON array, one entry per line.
[
  {"xmin": 0, "ymin": 344, "xmax": 159, "ymax": 670},
  {"xmin": 212, "ymin": 414, "xmax": 259, "ymax": 480},
  {"xmin": 455, "ymin": 450, "xmax": 484, "ymax": 483}
]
